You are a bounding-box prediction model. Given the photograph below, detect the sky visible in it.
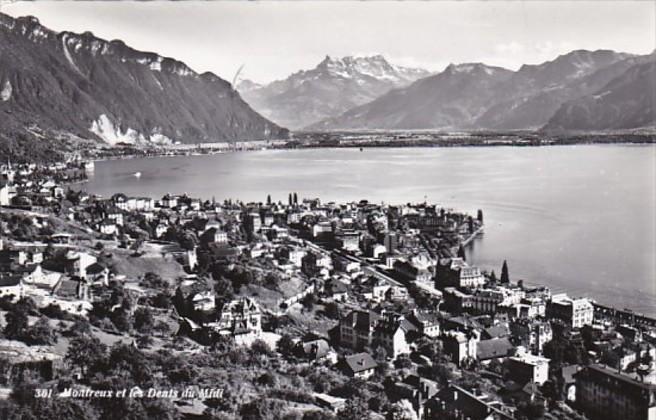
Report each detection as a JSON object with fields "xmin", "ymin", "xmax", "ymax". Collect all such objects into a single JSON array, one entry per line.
[{"xmin": 4, "ymin": 1, "xmax": 655, "ymax": 83}]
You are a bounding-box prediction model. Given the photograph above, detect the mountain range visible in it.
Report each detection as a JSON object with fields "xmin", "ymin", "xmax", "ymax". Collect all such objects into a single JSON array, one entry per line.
[
  {"xmin": 309, "ymin": 50, "xmax": 655, "ymax": 132},
  {"xmin": 0, "ymin": 13, "xmax": 287, "ymax": 160},
  {"xmin": 0, "ymin": 11, "xmax": 653, "ymax": 162},
  {"xmin": 237, "ymin": 55, "xmax": 431, "ymax": 129}
]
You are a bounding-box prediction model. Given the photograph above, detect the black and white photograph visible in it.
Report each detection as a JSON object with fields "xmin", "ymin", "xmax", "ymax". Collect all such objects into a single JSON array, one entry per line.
[{"xmin": 0, "ymin": 0, "xmax": 654, "ymax": 419}]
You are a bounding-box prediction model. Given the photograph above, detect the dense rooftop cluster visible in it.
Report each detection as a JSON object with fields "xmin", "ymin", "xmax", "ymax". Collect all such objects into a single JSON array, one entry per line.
[{"xmin": 0, "ymin": 161, "xmax": 654, "ymax": 420}]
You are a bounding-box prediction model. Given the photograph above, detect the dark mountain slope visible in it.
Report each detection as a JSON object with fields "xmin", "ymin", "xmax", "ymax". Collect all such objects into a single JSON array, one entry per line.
[
  {"xmin": 0, "ymin": 13, "xmax": 287, "ymax": 159},
  {"xmin": 544, "ymin": 60, "xmax": 656, "ymax": 131}
]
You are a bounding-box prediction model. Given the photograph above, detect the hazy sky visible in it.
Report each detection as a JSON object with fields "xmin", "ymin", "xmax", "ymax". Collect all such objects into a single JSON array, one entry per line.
[{"xmin": 5, "ymin": 1, "xmax": 655, "ymax": 83}]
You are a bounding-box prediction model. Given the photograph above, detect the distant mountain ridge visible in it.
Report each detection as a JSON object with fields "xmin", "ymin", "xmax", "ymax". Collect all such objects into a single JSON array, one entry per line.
[
  {"xmin": 310, "ymin": 50, "xmax": 655, "ymax": 132},
  {"xmin": 545, "ymin": 59, "xmax": 656, "ymax": 131},
  {"xmin": 237, "ymin": 55, "xmax": 431, "ymax": 129},
  {"xmin": 0, "ymin": 13, "xmax": 287, "ymax": 160}
]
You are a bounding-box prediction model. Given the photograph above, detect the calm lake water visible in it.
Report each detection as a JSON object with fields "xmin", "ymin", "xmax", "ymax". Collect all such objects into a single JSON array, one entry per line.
[{"xmin": 84, "ymin": 145, "xmax": 656, "ymax": 315}]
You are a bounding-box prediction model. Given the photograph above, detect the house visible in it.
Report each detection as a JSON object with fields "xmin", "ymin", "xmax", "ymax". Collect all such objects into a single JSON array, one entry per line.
[
  {"xmin": 200, "ymin": 227, "xmax": 228, "ymax": 245},
  {"xmin": 0, "ymin": 181, "xmax": 16, "ymax": 206},
  {"xmin": 322, "ymin": 278, "xmax": 348, "ymax": 302},
  {"xmin": 358, "ymin": 276, "xmax": 391, "ymax": 302},
  {"xmin": 174, "ymin": 278, "xmax": 216, "ymax": 317},
  {"xmin": 335, "ymin": 230, "xmax": 360, "ymax": 252},
  {"xmin": 302, "ymin": 251, "xmax": 332, "ymax": 277},
  {"xmin": 506, "ymin": 352, "xmax": 550, "ymax": 386},
  {"xmin": 374, "ymin": 312, "xmax": 416, "ymax": 359},
  {"xmin": 63, "ymin": 251, "xmax": 97, "ymax": 279},
  {"xmin": 557, "ymin": 364, "xmax": 581, "ymax": 402},
  {"xmin": 482, "ymin": 323, "xmax": 511, "ymax": 340},
  {"xmin": 161, "ymin": 194, "xmax": 178, "ymax": 209},
  {"xmin": 390, "ymin": 375, "xmax": 439, "ymax": 419},
  {"xmin": 547, "ymin": 294, "xmax": 594, "ymax": 328},
  {"xmin": 0, "ymin": 249, "xmax": 27, "ymax": 269},
  {"xmin": 312, "ymin": 221, "xmax": 333, "ymax": 239},
  {"xmin": 105, "ymin": 209, "xmax": 124, "ymax": 226},
  {"xmin": 50, "ymin": 233, "xmax": 73, "ymax": 245},
  {"xmin": 424, "ymin": 384, "xmax": 515, "ymax": 420},
  {"xmin": 575, "ymin": 364, "xmax": 656, "ymax": 420},
  {"xmin": 98, "ymin": 219, "xmax": 117, "ymax": 236},
  {"xmin": 313, "ymin": 393, "xmax": 346, "ymax": 413},
  {"xmin": 391, "ymin": 374, "xmax": 439, "ymax": 416},
  {"xmin": 341, "ymin": 352, "xmax": 378, "ymax": 379},
  {"xmin": 477, "ymin": 338, "xmax": 515, "ymax": 363},
  {"xmin": 394, "ymin": 260, "xmax": 433, "ymax": 286},
  {"xmin": 510, "ymin": 319, "xmax": 552, "ymax": 356},
  {"xmin": 407, "ymin": 310, "xmax": 441, "ymax": 338},
  {"xmin": 436, "ymin": 257, "xmax": 486, "ymax": 289},
  {"xmin": 212, "ymin": 297, "xmax": 262, "ymax": 339},
  {"xmin": 385, "ymin": 285, "xmax": 409, "ymax": 302},
  {"xmin": 279, "ymin": 247, "xmax": 306, "ymax": 267},
  {"xmin": 155, "ymin": 223, "xmax": 169, "ymax": 239},
  {"xmin": 298, "ymin": 338, "xmax": 337, "ymax": 364},
  {"xmin": 112, "ymin": 193, "xmax": 129, "ymax": 210},
  {"xmin": 442, "ymin": 330, "xmax": 479, "ymax": 366},
  {"xmin": 339, "ymin": 310, "xmax": 381, "ymax": 350},
  {"xmin": 53, "ymin": 277, "xmax": 90, "ymax": 301}
]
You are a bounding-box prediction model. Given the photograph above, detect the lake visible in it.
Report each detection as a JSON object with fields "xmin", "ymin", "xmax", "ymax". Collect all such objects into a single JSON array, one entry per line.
[{"xmin": 83, "ymin": 145, "xmax": 656, "ymax": 315}]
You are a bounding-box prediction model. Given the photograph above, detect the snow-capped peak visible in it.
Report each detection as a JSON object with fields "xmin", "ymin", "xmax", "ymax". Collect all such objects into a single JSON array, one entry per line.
[{"xmin": 316, "ymin": 54, "xmax": 428, "ymax": 82}]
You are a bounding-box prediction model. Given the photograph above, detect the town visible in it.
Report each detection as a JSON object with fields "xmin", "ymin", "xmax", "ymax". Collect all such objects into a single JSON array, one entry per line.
[{"xmin": 0, "ymin": 160, "xmax": 654, "ymax": 420}]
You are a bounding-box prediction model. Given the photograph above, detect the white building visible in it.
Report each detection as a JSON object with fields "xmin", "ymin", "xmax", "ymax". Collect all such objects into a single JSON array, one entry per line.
[
  {"xmin": 547, "ymin": 294, "xmax": 594, "ymax": 328},
  {"xmin": 507, "ymin": 351, "xmax": 550, "ymax": 385}
]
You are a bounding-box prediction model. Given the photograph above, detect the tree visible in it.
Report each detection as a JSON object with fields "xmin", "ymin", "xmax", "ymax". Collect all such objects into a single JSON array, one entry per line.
[
  {"xmin": 133, "ymin": 307, "xmax": 154, "ymax": 333},
  {"xmin": 110, "ymin": 308, "xmax": 132, "ymax": 332},
  {"xmin": 25, "ymin": 317, "xmax": 56, "ymax": 345},
  {"xmin": 276, "ymin": 333, "xmax": 296, "ymax": 358},
  {"xmin": 293, "ymin": 192, "xmax": 298, "ymax": 205},
  {"xmin": 324, "ymin": 302, "xmax": 340, "ymax": 319},
  {"xmin": 340, "ymin": 397, "xmax": 370, "ymax": 420},
  {"xmin": 288, "ymin": 193, "xmax": 293, "ymax": 206},
  {"xmin": 601, "ymin": 348, "xmax": 620, "ymax": 369},
  {"xmin": 489, "ymin": 270, "xmax": 497, "ymax": 283},
  {"xmin": 477, "ymin": 209, "xmax": 484, "ymax": 224},
  {"xmin": 500, "ymin": 260, "xmax": 510, "ymax": 284},
  {"xmin": 3, "ymin": 306, "xmax": 28, "ymax": 341},
  {"xmin": 66, "ymin": 319, "xmax": 92, "ymax": 337},
  {"xmin": 457, "ymin": 245, "xmax": 466, "ymax": 261},
  {"xmin": 374, "ymin": 346, "xmax": 388, "ymax": 364},
  {"xmin": 66, "ymin": 335, "xmax": 107, "ymax": 377},
  {"xmin": 250, "ymin": 339, "xmax": 272, "ymax": 356},
  {"xmin": 266, "ymin": 195, "xmax": 272, "ymax": 205}
]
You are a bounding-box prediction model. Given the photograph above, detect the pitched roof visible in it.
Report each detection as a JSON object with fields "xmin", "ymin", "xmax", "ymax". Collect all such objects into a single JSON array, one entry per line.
[
  {"xmin": 477, "ymin": 338, "xmax": 515, "ymax": 361},
  {"xmin": 427, "ymin": 384, "xmax": 515, "ymax": 420},
  {"xmin": 344, "ymin": 352, "xmax": 377, "ymax": 374},
  {"xmin": 483, "ymin": 323, "xmax": 511, "ymax": 339},
  {"xmin": 302, "ymin": 339, "xmax": 331, "ymax": 359}
]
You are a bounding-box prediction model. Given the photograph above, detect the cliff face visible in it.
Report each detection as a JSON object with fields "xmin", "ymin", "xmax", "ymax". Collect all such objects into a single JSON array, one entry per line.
[{"xmin": 0, "ymin": 13, "xmax": 287, "ymax": 159}]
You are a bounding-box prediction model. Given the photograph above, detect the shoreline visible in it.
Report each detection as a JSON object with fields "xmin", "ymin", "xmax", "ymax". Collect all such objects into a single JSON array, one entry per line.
[
  {"xmin": 82, "ymin": 140, "xmax": 656, "ymax": 168},
  {"xmin": 68, "ymin": 146, "xmax": 655, "ymax": 319}
]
